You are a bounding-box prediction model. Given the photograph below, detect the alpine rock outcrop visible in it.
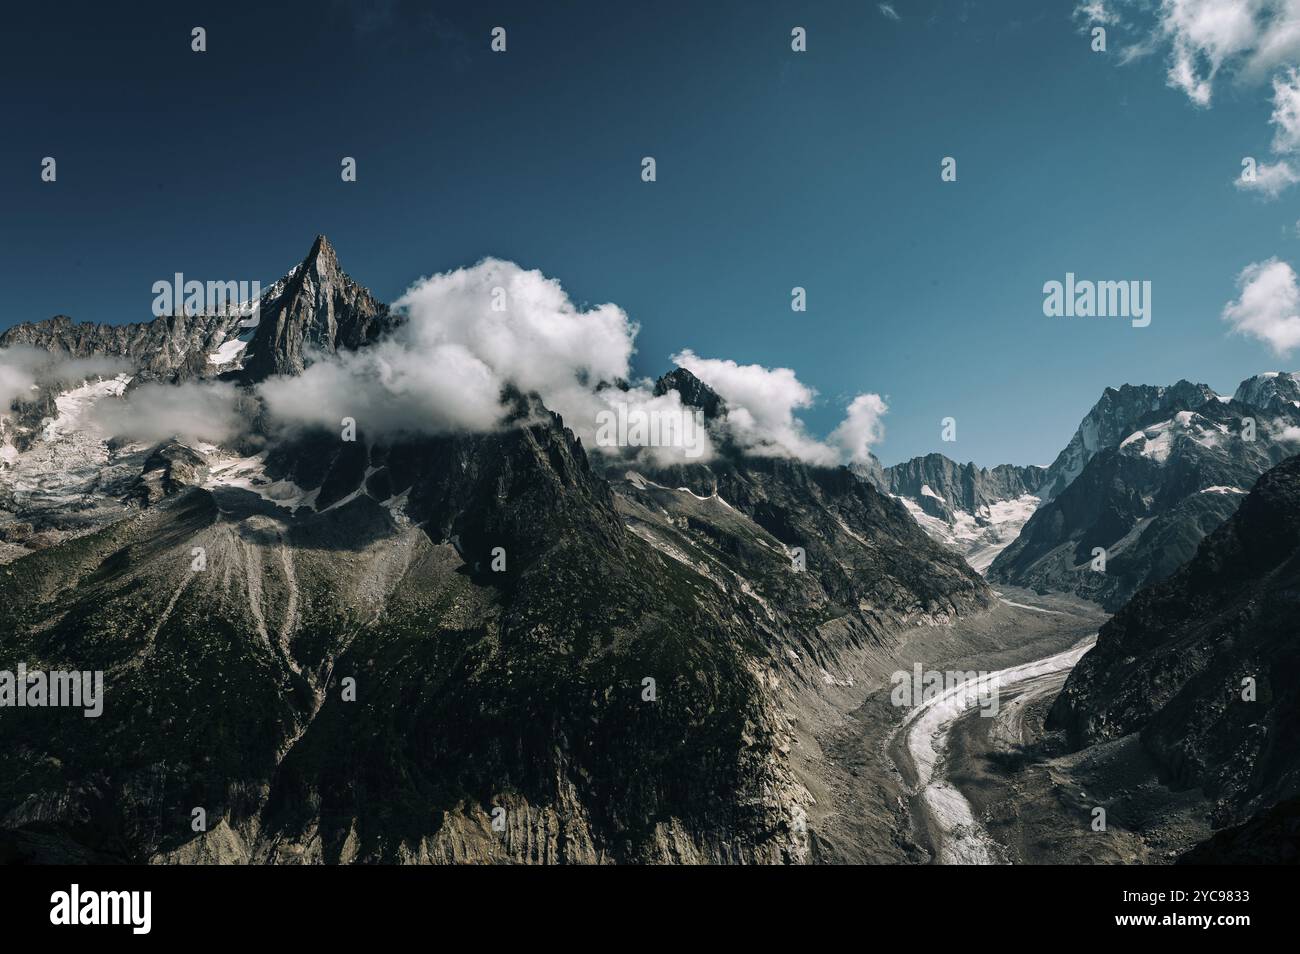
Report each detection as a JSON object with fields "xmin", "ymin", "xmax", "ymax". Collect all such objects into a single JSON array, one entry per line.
[{"xmin": 989, "ymin": 376, "xmax": 1300, "ymax": 609}]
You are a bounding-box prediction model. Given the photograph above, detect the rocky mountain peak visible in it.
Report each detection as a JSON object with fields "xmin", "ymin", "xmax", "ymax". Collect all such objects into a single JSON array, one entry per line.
[
  {"xmin": 652, "ymin": 367, "xmax": 725, "ymax": 421},
  {"xmin": 1038, "ymin": 379, "xmax": 1219, "ymax": 501},
  {"xmin": 306, "ymin": 233, "xmax": 337, "ymax": 267},
  {"xmin": 237, "ymin": 235, "xmax": 392, "ymax": 382},
  {"xmin": 1233, "ymin": 370, "xmax": 1300, "ymax": 411}
]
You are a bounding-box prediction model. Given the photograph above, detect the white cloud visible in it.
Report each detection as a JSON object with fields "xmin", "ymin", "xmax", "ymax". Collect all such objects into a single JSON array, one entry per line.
[
  {"xmin": 90, "ymin": 380, "xmax": 245, "ymax": 445},
  {"xmin": 260, "ymin": 258, "xmax": 639, "ymax": 445},
  {"xmin": 878, "ymin": 4, "xmax": 901, "ymax": 21},
  {"xmin": 829, "ymin": 393, "xmax": 890, "ymax": 465},
  {"xmin": 1083, "ymin": 1, "xmax": 1300, "ymax": 105},
  {"xmin": 1160, "ymin": 0, "xmax": 1262, "ymax": 106},
  {"xmin": 1222, "ymin": 257, "xmax": 1300, "ymax": 354},
  {"xmin": 1241, "ymin": 0, "xmax": 1300, "ymax": 81},
  {"xmin": 0, "ymin": 347, "xmax": 41, "ymax": 410},
  {"xmin": 1076, "ymin": 1, "xmax": 1120, "ymax": 26},
  {"xmin": 673, "ymin": 350, "xmax": 838, "ymax": 464},
  {"xmin": 1236, "ymin": 158, "xmax": 1300, "ymax": 196},
  {"xmin": 0, "ymin": 346, "xmax": 129, "ymax": 410},
  {"xmin": 671, "ymin": 350, "xmax": 887, "ymax": 465},
  {"xmin": 594, "ymin": 386, "xmax": 716, "ymax": 465},
  {"xmin": 247, "ymin": 259, "xmax": 886, "ymax": 468}
]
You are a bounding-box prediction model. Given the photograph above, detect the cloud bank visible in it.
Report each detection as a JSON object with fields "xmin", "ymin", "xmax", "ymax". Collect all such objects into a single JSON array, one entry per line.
[
  {"xmin": 0, "ymin": 346, "xmax": 129, "ymax": 410},
  {"xmin": 90, "ymin": 381, "xmax": 247, "ymax": 446},
  {"xmin": 259, "ymin": 258, "xmax": 656, "ymax": 447},
  {"xmin": 256, "ymin": 259, "xmax": 886, "ymax": 467},
  {"xmin": 672, "ymin": 349, "xmax": 888, "ymax": 465},
  {"xmin": 25, "ymin": 259, "xmax": 885, "ymax": 469}
]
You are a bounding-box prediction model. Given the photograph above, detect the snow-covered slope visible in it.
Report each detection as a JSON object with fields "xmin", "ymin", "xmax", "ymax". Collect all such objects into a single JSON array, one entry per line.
[
  {"xmin": 894, "ymin": 491, "xmax": 1039, "ymax": 574},
  {"xmin": 990, "ymin": 373, "xmax": 1300, "ymax": 609},
  {"xmin": 0, "ymin": 374, "xmax": 148, "ymax": 559},
  {"xmin": 859, "ymin": 453, "xmax": 1045, "ymax": 574},
  {"xmin": 1037, "ymin": 380, "xmax": 1218, "ymax": 501}
]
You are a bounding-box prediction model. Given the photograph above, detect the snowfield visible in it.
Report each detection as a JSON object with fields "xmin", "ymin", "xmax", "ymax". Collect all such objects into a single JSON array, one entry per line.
[
  {"xmin": 0, "ymin": 375, "xmax": 144, "ymax": 511},
  {"xmin": 896, "ymin": 492, "xmax": 1040, "ymax": 575}
]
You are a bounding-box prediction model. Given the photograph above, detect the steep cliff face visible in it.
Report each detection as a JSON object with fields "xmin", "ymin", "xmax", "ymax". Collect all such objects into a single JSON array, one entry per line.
[
  {"xmin": 1049, "ymin": 454, "xmax": 1300, "ymax": 828},
  {"xmin": 632, "ymin": 370, "xmax": 992, "ymax": 630},
  {"xmin": 849, "ymin": 452, "xmax": 1044, "ymax": 574},
  {"xmin": 0, "ymin": 410, "xmax": 810, "ymax": 863},
  {"xmin": 0, "ymin": 313, "xmax": 240, "ymax": 384},
  {"xmin": 881, "ymin": 454, "xmax": 1044, "ymax": 519},
  {"xmin": 1036, "ymin": 381, "xmax": 1219, "ymax": 502},
  {"xmin": 236, "ymin": 235, "xmax": 393, "ymax": 381}
]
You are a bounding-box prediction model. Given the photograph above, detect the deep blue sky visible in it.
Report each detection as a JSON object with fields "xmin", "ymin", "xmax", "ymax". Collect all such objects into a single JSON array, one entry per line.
[{"xmin": 2, "ymin": 0, "xmax": 1297, "ymax": 467}]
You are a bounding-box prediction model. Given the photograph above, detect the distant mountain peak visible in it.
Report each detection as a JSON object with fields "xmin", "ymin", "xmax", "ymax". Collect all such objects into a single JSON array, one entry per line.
[
  {"xmin": 1233, "ymin": 370, "xmax": 1300, "ymax": 410},
  {"xmin": 1038, "ymin": 379, "xmax": 1219, "ymax": 501},
  {"xmin": 237, "ymin": 235, "xmax": 391, "ymax": 382},
  {"xmin": 302, "ymin": 233, "xmax": 340, "ymax": 274}
]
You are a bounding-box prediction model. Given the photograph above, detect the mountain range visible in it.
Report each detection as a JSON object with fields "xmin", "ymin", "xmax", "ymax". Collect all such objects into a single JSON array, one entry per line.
[
  {"xmin": 989, "ymin": 375, "xmax": 1300, "ymax": 609},
  {"xmin": 4, "ymin": 234, "xmax": 1300, "ymax": 864}
]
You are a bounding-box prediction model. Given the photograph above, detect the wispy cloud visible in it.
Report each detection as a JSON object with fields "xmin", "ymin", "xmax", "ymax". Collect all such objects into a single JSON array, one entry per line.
[
  {"xmin": 90, "ymin": 380, "xmax": 247, "ymax": 446},
  {"xmin": 1079, "ymin": 1, "xmax": 1300, "ymax": 107},
  {"xmin": 1236, "ymin": 158, "xmax": 1300, "ymax": 198},
  {"xmin": 0, "ymin": 346, "xmax": 129, "ymax": 410},
  {"xmin": 879, "ymin": 4, "xmax": 901, "ymax": 22}
]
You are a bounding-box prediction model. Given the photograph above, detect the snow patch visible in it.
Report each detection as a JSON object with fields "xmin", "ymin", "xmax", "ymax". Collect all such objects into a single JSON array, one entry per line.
[
  {"xmin": 897, "ymin": 492, "xmax": 1039, "ymax": 575},
  {"xmin": 208, "ymin": 338, "xmax": 249, "ymax": 365},
  {"xmin": 204, "ymin": 453, "xmax": 318, "ymax": 511}
]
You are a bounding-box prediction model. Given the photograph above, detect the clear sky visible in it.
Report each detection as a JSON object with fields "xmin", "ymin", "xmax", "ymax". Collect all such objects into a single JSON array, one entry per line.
[{"xmin": 3, "ymin": 0, "xmax": 1299, "ymax": 467}]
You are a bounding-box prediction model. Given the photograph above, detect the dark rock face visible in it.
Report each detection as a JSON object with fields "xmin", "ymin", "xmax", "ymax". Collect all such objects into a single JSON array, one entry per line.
[
  {"xmin": 989, "ymin": 382, "xmax": 1300, "ymax": 610},
  {"xmin": 127, "ymin": 442, "xmax": 209, "ymax": 506},
  {"xmin": 1177, "ymin": 796, "xmax": 1300, "ymax": 864},
  {"xmin": 1050, "ymin": 454, "xmax": 1300, "ymax": 827},
  {"xmin": 879, "ymin": 453, "xmax": 1044, "ymax": 521},
  {"xmin": 0, "ymin": 313, "xmax": 240, "ymax": 384},
  {"xmin": 640, "ymin": 369, "xmax": 991, "ymax": 619},
  {"xmin": 0, "ymin": 410, "xmax": 802, "ymax": 863},
  {"xmin": 1037, "ymin": 380, "xmax": 1219, "ymax": 502},
  {"xmin": 633, "ymin": 455, "xmax": 990, "ymax": 623},
  {"xmin": 236, "ymin": 235, "xmax": 393, "ymax": 382},
  {"xmin": 653, "ymin": 367, "xmax": 726, "ymax": 421}
]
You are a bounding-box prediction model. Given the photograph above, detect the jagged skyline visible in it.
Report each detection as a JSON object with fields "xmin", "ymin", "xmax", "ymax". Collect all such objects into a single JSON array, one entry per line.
[{"xmin": 4, "ymin": 0, "xmax": 1300, "ymax": 471}]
